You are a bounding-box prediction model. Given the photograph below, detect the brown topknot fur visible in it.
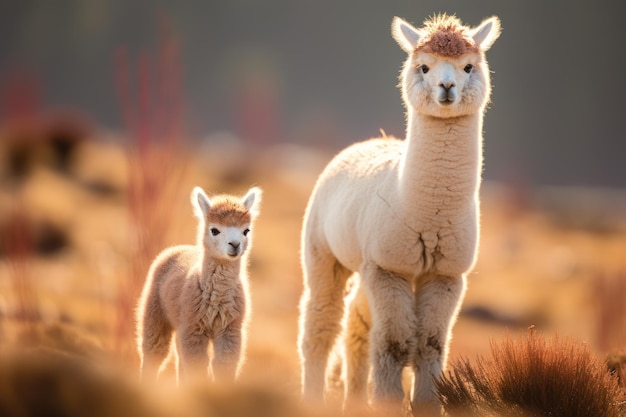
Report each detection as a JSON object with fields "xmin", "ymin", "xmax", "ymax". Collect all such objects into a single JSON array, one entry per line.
[
  {"xmin": 205, "ymin": 196, "xmax": 252, "ymax": 227},
  {"xmin": 415, "ymin": 14, "xmax": 478, "ymax": 57}
]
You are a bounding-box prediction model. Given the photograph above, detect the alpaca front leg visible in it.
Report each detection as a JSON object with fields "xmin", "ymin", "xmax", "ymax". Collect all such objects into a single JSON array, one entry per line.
[
  {"xmin": 299, "ymin": 251, "xmax": 351, "ymax": 401},
  {"xmin": 177, "ymin": 329, "xmax": 210, "ymax": 383},
  {"xmin": 138, "ymin": 303, "xmax": 173, "ymax": 382},
  {"xmin": 213, "ymin": 325, "xmax": 243, "ymax": 382},
  {"xmin": 412, "ymin": 275, "xmax": 466, "ymax": 414},
  {"xmin": 140, "ymin": 350, "xmax": 169, "ymax": 382},
  {"xmin": 363, "ymin": 265, "xmax": 417, "ymax": 407}
]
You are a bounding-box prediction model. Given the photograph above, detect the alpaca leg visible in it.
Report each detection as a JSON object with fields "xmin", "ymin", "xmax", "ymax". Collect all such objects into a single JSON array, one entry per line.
[
  {"xmin": 138, "ymin": 299, "xmax": 173, "ymax": 381},
  {"xmin": 177, "ymin": 328, "xmax": 210, "ymax": 383},
  {"xmin": 212, "ymin": 324, "xmax": 243, "ymax": 382},
  {"xmin": 411, "ymin": 275, "xmax": 466, "ymax": 413},
  {"xmin": 343, "ymin": 281, "xmax": 371, "ymax": 404},
  {"xmin": 140, "ymin": 338, "xmax": 171, "ymax": 382},
  {"xmin": 325, "ymin": 345, "xmax": 346, "ymax": 406},
  {"xmin": 299, "ymin": 244, "xmax": 352, "ymax": 401},
  {"xmin": 363, "ymin": 265, "xmax": 417, "ymax": 406}
]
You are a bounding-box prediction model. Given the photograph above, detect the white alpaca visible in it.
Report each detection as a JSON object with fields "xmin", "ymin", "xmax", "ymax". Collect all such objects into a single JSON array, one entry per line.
[
  {"xmin": 136, "ymin": 186, "xmax": 261, "ymax": 383},
  {"xmin": 298, "ymin": 14, "xmax": 501, "ymax": 413}
]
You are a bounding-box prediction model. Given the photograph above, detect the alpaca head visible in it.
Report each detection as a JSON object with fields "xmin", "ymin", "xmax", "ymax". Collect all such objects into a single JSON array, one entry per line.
[
  {"xmin": 392, "ymin": 14, "xmax": 501, "ymax": 118},
  {"xmin": 191, "ymin": 186, "xmax": 262, "ymax": 261}
]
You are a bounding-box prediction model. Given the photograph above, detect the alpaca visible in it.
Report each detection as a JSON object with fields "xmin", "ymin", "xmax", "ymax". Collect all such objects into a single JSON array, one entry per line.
[
  {"xmin": 136, "ymin": 186, "xmax": 261, "ymax": 383},
  {"xmin": 298, "ymin": 13, "xmax": 501, "ymax": 413}
]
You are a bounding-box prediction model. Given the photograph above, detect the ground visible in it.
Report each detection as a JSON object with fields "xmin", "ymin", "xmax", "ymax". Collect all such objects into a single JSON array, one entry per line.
[{"xmin": 0, "ymin": 134, "xmax": 624, "ymax": 416}]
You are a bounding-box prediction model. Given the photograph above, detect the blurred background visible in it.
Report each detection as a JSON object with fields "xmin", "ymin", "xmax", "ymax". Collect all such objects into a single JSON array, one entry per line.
[
  {"xmin": 0, "ymin": 1, "xmax": 624, "ymax": 414},
  {"xmin": 2, "ymin": 0, "xmax": 626, "ymax": 186}
]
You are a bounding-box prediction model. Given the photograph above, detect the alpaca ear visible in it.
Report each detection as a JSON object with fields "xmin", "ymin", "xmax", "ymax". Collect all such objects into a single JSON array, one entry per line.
[
  {"xmin": 471, "ymin": 16, "xmax": 501, "ymax": 51},
  {"xmin": 392, "ymin": 17, "xmax": 421, "ymax": 53},
  {"xmin": 242, "ymin": 187, "xmax": 262, "ymax": 217},
  {"xmin": 191, "ymin": 186, "xmax": 211, "ymax": 218}
]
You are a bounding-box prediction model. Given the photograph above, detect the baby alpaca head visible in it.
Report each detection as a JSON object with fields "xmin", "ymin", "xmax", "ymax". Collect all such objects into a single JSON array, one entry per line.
[
  {"xmin": 392, "ymin": 14, "xmax": 501, "ymax": 118},
  {"xmin": 191, "ymin": 186, "xmax": 262, "ymax": 262}
]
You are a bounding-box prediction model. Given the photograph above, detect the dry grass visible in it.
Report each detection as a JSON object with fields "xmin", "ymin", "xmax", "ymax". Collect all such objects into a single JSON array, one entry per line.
[
  {"xmin": 608, "ymin": 350, "xmax": 626, "ymax": 392},
  {"xmin": 0, "ymin": 130, "xmax": 625, "ymax": 415},
  {"xmin": 438, "ymin": 330, "xmax": 626, "ymax": 417}
]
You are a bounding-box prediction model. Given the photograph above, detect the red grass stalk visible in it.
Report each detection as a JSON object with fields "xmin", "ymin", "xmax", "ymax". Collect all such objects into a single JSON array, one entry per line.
[
  {"xmin": 113, "ymin": 15, "xmax": 185, "ymax": 361},
  {"xmin": 5, "ymin": 198, "xmax": 42, "ymax": 333},
  {"xmin": 0, "ymin": 68, "xmax": 44, "ymax": 344},
  {"xmin": 438, "ymin": 330, "xmax": 626, "ymax": 417}
]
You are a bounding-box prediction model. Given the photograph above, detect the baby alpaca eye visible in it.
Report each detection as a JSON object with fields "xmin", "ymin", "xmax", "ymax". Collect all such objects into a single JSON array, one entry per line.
[
  {"xmin": 210, "ymin": 228, "xmax": 220, "ymax": 236},
  {"xmin": 419, "ymin": 64, "xmax": 430, "ymax": 74},
  {"xmin": 463, "ymin": 64, "xmax": 473, "ymax": 73},
  {"xmin": 243, "ymin": 228, "xmax": 250, "ymax": 237}
]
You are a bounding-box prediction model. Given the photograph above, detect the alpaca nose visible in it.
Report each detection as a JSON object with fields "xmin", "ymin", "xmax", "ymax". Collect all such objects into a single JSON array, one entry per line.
[
  {"xmin": 228, "ymin": 241, "xmax": 240, "ymax": 249},
  {"xmin": 438, "ymin": 80, "xmax": 456, "ymax": 103},
  {"xmin": 439, "ymin": 81, "xmax": 455, "ymax": 91}
]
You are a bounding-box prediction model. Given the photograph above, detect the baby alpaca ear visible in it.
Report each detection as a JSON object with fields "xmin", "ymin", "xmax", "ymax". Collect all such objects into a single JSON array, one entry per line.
[
  {"xmin": 392, "ymin": 17, "xmax": 421, "ymax": 53},
  {"xmin": 242, "ymin": 187, "xmax": 262, "ymax": 217},
  {"xmin": 471, "ymin": 16, "xmax": 501, "ymax": 51},
  {"xmin": 191, "ymin": 186, "xmax": 212, "ymax": 218}
]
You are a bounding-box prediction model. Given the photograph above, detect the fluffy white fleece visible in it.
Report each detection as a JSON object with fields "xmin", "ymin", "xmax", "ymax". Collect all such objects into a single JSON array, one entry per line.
[{"xmin": 298, "ymin": 13, "xmax": 501, "ymax": 414}]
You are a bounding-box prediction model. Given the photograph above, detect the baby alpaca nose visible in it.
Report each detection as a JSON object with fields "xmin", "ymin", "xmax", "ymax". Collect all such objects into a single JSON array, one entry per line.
[{"xmin": 228, "ymin": 241, "xmax": 240, "ymax": 249}]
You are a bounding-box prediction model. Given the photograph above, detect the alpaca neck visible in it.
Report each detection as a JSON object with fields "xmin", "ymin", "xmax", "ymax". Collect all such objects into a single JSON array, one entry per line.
[
  {"xmin": 398, "ymin": 110, "xmax": 483, "ymax": 213},
  {"xmin": 199, "ymin": 253, "xmax": 241, "ymax": 287}
]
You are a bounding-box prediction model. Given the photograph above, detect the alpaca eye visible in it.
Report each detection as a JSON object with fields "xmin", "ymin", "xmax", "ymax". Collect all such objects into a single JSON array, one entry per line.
[
  {"xmin": 243, "ymin": 228, "xmax": 250, "ymax": 237},
  {"xmin": 210, "ymin": 228, "xmax": 220, "ymax": 236},
  {"xmin": 419, "ymin": 64, "xmax": 429, "ymax": 74},
  {"xmin": 464, "ymin": 64, "xmax": 473, "ymax": 73}
]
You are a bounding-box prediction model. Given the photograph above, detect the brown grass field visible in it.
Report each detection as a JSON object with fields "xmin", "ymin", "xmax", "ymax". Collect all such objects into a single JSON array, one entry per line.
[{"xmin": 0, "ymin": 132, "xmax": 625, "ymax": 416}]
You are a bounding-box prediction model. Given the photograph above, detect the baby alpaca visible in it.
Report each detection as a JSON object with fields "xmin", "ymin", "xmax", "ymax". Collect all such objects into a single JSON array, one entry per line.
[
  {"xmin": 136, "ymin": 186, "xmax": 261, "ymax": 383},
  {"xmin": 298, "ymin": 13, "xmax": 501, "ymax": 414}
]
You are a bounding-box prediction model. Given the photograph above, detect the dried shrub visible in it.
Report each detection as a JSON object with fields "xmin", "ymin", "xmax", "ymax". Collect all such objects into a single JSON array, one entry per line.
[{"xmin": 438, "ymin": 331, "xmax": 626, "ymax": 417}]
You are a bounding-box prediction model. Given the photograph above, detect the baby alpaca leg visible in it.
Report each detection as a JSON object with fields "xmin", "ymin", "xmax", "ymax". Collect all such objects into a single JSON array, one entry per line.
[
  {"xmin": 363, "ymin": 265, "xmax": 417, "ymax": 406},
  {"xmin": 213, "ymin": 324, "xmax": 243, "ymax": 382},
  {"xmin": 177, "ymin": 327, "xmax": 210, "ymax": 383},
  {"xmin": 299, "ymin": 245, "xmax": 352, "ymax": 401},
  {"xmin": 343, "ymin": 281, "xmax": 371, "ymax": 404},
  {"xmin": 138, "ymin": 296, "xmax": 173, "ymax": 381},
  {"xmin": 412, "ymin": 275, "xmax": 466, "ymax": 413}
]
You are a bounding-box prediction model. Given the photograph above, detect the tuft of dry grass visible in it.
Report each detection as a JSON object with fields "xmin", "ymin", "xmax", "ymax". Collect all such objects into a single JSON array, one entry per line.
[
  {"xmin": 607, "ymin": 350, "xmax": 626, "ymax": 392},
  {"xmin": 438, "ymin": 330, "xmax": 626, "ymax": 417}
]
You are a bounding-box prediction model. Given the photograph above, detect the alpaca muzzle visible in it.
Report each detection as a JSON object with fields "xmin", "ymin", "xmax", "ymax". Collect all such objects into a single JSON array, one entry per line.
[
  {"xmin": 227, "ymin": 241, "xmax": 242, "ymax": 257},
  {"xmin": 438, "ymin": 82, "xmax": 457, "ymax": 104}
]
